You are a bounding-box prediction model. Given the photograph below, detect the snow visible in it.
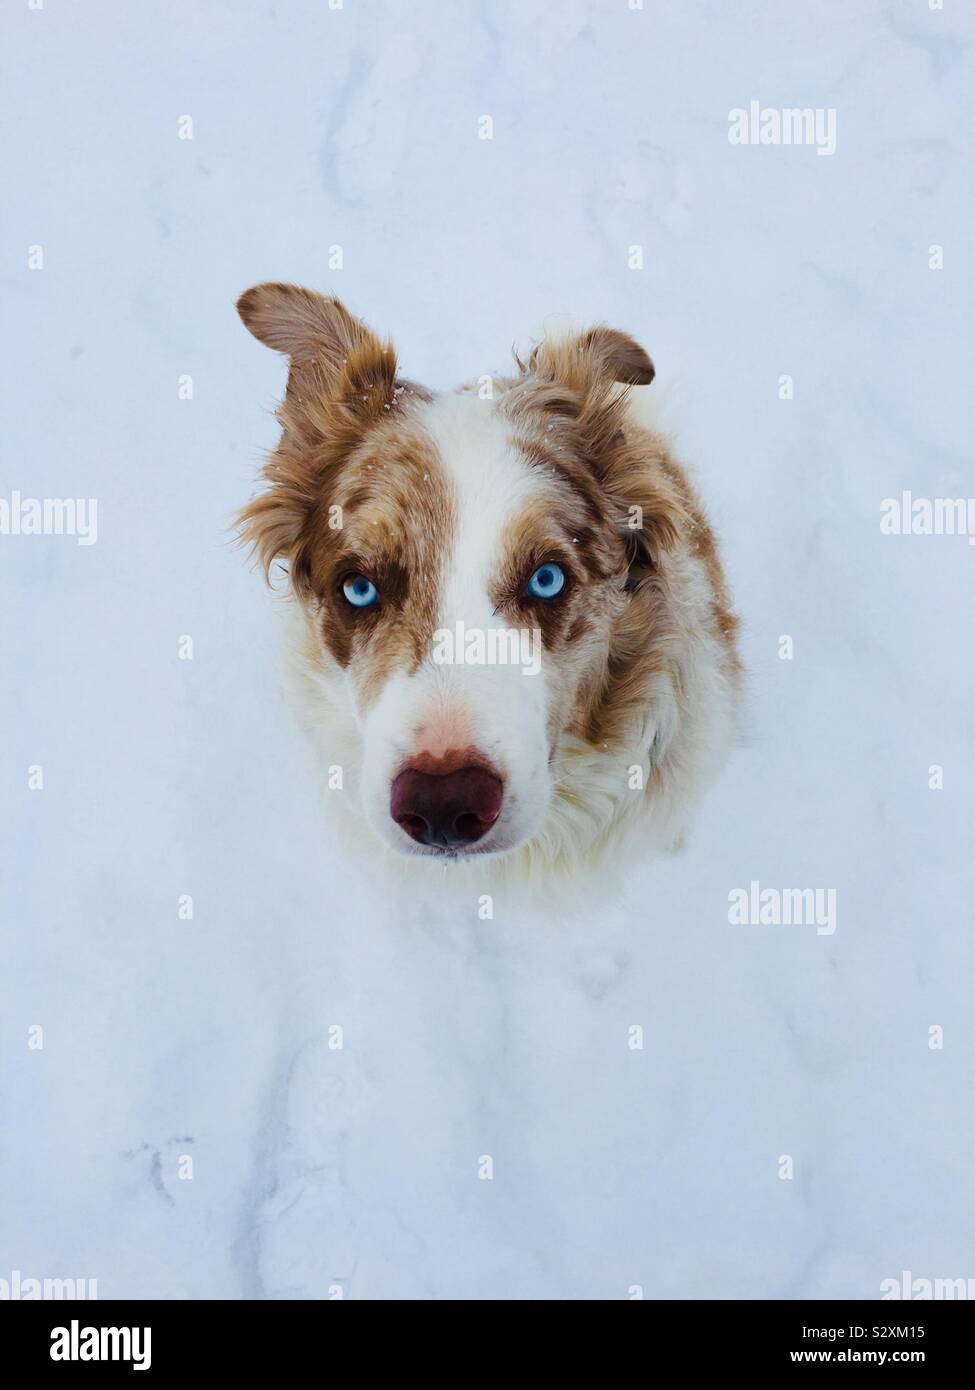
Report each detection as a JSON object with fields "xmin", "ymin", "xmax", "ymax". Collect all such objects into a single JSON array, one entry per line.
[{"xmin": 2, "ymin": 0, "xmax": 973, "ymax": 1299}]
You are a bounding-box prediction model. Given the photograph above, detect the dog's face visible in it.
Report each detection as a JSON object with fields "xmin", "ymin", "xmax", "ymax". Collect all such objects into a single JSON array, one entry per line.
[{"xmin": 237, "ymin": 285, "xmax": 684, "ymax": 861}]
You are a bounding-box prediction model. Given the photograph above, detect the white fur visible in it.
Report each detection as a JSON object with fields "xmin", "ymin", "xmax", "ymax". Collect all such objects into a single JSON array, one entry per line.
[
  {"xmin": 345, "ymin": 394, "xmax": 553, "ymax": 857},
  {"xmin": 277, "ymin": 388, "xmax": 739, "ymax": 885}
]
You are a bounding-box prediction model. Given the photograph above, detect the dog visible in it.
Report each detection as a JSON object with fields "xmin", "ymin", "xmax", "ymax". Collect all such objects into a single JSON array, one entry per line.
[{"xmin": 236, "ymin": 284, "xmax": 741, "ymax": 881}]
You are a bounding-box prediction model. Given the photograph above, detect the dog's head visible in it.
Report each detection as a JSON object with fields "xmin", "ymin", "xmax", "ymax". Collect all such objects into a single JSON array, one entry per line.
[{"xmin": 237, "ymin": 284, "xmax": 687, "ymax": 862}]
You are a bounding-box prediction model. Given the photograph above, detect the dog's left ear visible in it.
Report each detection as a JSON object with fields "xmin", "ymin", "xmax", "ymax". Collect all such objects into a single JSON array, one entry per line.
[
  {"xmin": 525, "ymin": 326, "xmax": 654, "ymax": 395},
  {"xmin": 519, "ymin": 327, "xmax": 686, "ymax": 574},
  {"xmin": 574, "ymin": 327, "xmax": 655, "ymax": 386},
  {"xmin": 519, "ymin": 325, "xmax": 655, "ymax": 463}
]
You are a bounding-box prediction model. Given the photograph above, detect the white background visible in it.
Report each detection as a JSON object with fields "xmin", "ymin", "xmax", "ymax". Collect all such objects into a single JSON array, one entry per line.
[{"xmin": 2, "ymin": 0, "xmax": 973, "ymax": 1299}]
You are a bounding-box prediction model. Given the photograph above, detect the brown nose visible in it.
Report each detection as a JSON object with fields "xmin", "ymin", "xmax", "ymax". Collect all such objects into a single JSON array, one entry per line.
[{"xmin": 391, "ymin": 762, "xmax": 503, "ymax": 850}]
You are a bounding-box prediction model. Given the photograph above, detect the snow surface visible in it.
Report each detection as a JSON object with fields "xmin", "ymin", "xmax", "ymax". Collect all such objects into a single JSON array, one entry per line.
[{"xmin": 2, "ymin": 0, "xmax": 973, "ymax": 1300}]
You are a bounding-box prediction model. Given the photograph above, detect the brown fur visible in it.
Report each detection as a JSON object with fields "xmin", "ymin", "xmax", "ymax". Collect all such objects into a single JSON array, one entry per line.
[
  {"xmin": 236, "ymin": 284, "xmax": 452, "ymax": 706},
  {"xmin": 236, "ymin": 283, "xmax": 433, "ymax": 593},
  {"xmin": 496, "ymin": 330, "xmax": 739, "ymax": 751},
  {"xmin": 236, "ymin": 286, "xmax": 740, "ymax": 792}
]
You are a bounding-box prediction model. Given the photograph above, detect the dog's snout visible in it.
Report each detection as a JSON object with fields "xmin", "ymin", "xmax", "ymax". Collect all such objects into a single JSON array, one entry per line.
[{"xmin": 391, "ymin": 760, "xmax": 503, "ymax": 850}]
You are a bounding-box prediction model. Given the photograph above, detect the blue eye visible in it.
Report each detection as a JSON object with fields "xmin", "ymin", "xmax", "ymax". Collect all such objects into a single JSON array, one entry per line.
[
  {"xmin": 342, "ymin": 574, "xmax": 379, "ymax": 608},
  {"xmin": 526, "ymin": 563, "xmax": 566, "ymax": 600}
]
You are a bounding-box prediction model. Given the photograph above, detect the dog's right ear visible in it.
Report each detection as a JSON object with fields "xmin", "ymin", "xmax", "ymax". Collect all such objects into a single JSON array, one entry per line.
[
  {"xmin": 237, "ymin": 283, "xmax": 370, "ymax": 368},
  {"xmin": 236, "ymin": 283, "xmax": 399, "ymax": 444},
  {"xmin": 236, "ymin": 285, "xmax": 406, "ymax": 588}
]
